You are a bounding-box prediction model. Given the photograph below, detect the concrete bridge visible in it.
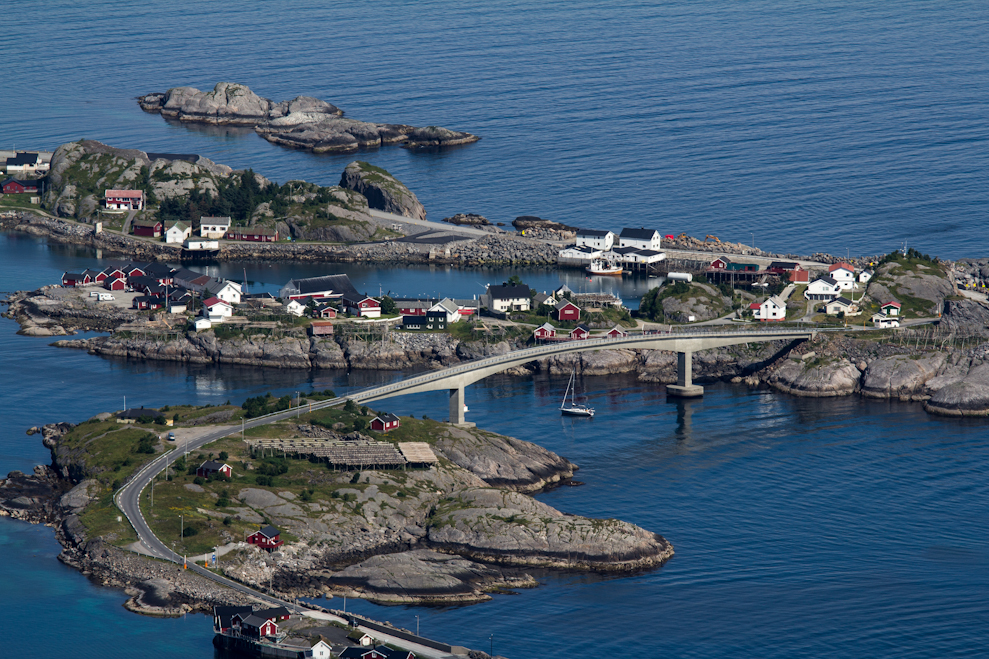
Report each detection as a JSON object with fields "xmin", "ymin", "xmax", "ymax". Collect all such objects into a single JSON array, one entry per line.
[{"xmin": 349, "ymin": 328, "xmax": 816, "ymax": 424}]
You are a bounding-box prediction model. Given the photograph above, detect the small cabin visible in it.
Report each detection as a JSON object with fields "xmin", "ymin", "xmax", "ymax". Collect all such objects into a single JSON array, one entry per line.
[
  {"xmin": 247, "ymin": 524, "xmax": 285, "ymax": 552},
  {"xmin": 61, "ymin": 272, "xmax": 89, "ymax": 287},
  {"xmin": 196, "ymin": 460, "xmax": 232, "ymax": 479},
  {"xmin": 533, "ymin": 322, "xmax": 556, "ymax": 339},
  {"xmin": 569, "ymin": 325, "xmax": 590, "ymax": 340},
  {"xmin": 606, "ymin": 326, "xmax": 628, "ymax": 338},
  {"xmin": 237, "ymin": 614, "xmax": 278, "ymax": 638},
  {"xmin": 309, "ymin": 321, "xmax": 335, "ymax": 337},
  {"xmin": 880, "ymin": 301, "xmax": 901, "ymax": 316},
  {"xmin": 371, "ymin": 413, "xmax": 401, "ymax": 433}
]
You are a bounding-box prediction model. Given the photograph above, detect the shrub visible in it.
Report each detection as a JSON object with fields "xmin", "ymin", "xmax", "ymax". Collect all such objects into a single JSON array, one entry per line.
[
  {"xmin": 218, "ymin": 451, "xmax": 229, "ymax": 461},
  {"xmin": 360, "ymin": 405, "xmax": 370, "ymax": 416},
  {"xmin": 353, "ymin": 417, "xmax": 368, "ymax": 432},
  {"xmin": 187, "ymin": 465, "xmax": 198, "ymax": 475},
  {"xmin": 256, "ymin": 475, "xmax": 273, "ymax": 486},
  {"xmin": 216, "ymin": 489, "xmax": 230, "ymax": 507},
  {"xmin": 223, "ymin": 517, "xmax": 233, "ymax": 526},
  {"xmin": 350, "ymin": 472, "xmax": 361, "ymax": 484},
  {"xmin": 112, "ymin": 479, "xmax": 121, "ymax": 490},
  {"xmin": 193, "ymin": 476, "xmax": 205, "ymax": 485},
  {"xmin": 135, "ymin": 434, "xmax": 157, "ymax": 454},
  {"xmin": 153, "ymin": 416, "xmax": 166, "ymax": 426},
  {"xmin": 344, "ymin": 399, "xmax": 359, "ymax": 414},
  {"xmin": 182, "ymin": 526, "xmax": 199, "ymax": 537}
]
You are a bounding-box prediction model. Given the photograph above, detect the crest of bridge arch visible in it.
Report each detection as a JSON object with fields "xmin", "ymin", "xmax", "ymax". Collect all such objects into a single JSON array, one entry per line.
[{"xmin": 353, "ymin": 330, "xmax": 814, "ymax": 404}]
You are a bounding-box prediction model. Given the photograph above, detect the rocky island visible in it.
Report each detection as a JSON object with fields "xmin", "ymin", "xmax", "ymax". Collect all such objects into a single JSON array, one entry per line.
[{"xmin": 138, "ymin": 82, "xmax": 480, "ymax": 153}]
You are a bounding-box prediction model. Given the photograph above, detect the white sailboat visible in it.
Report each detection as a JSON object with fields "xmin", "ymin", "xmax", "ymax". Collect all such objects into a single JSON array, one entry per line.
[{"xmin": 560, "ymin": 367, "xmax": 595, "ymax": 417}]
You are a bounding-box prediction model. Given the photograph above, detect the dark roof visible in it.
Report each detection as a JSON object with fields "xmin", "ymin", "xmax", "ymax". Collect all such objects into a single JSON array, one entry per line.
[
  {"xmin": 375, "ymin": 413, "xmax": 400, "ymax": 424},
  {"xmin": 7, "ymin": 152, "xmax": 39, "ymax": 166},
  {"xmin": 712, "ymin": 255, "xmax": 733, "ymax": 263},
  {"xmin": 573, "ymin": 324, "xmax": 590, "ymax": 332},
  {"xmin": 488, "ymin": 284, "xmax": 530, "ymax": 300},
  {"xmin": 339, "ymin": 648, "xmax": 386, "ymax": 659},
  {"xmin": 118, "ymin": 407, "xmax": 163, "ymax": 419},
  {"xmin": 132, "ymin": 219, "xmax": 161, "ymax": 228},
  {"xmin": 255, "ymin": 606, "xmax": 291, "ymax": 620},
  {"xmin": 769, "ymin": 261, "xmax": 799, "ymax": 269},
  {"xmin": 833, "ymin": 296, "xmax": 853, "ymax": 306},
  {"xmin": 82, "ymin": 268, "xmax": 103, "ymax": 278},
  {"xmin": 293, "ymin": 275, "xmax": 358, "ymax": 297},
  {"xmin": 231, "ymin": 226, "xmax": 277, "ymax": 236},
  {"xmin": 214, "ymin": 605, "xmax": 253, "ymax": 628},
  {"xmin": 240, "ymin": 614, "xmax": 274, "ymax": 628},
  {"xmin": 142, "ymin": 262, "xmax": 176, "ymax": 277},
  {"xmin": 199, "ymin": 460, "xmax": 229, "ymax": 471},
  {"xmin": 635, "ymin": 249, "xmax": 663, "ymax": 257},
  {"xmin": 256, "ymin": 524, "xmax": 281, "ymax": 539},
  {"xmin": 817, "ymin": 275, "xmax": 838, "ymax": 286},
  {"xmin": 619, "ymin": 227, "xmax": 659, "ymax": 240},
  {"xmin": 2, "ymin": 177, "xmax": 38, "ymax": 187},
  {"xmin": 146, "ymin": 152, "xmax": 199, "ymax": 163},
  {"xmin": 555, "ymin": 299, "xmax": 579, "ymax": 310},
  {"xmin": 611, "ymin": 246, "xmax": 639, "ymax": 255},
  {"xmin": 575, "ymin": 228, "xmax": 612, "ymax": 237},
  {"xmin": 133, "ymin": 295, "xmax": 164, "ymax": 304},
  {"xmin": 62, "ymin": 272, "xmax": 85, "ymax": 280}
]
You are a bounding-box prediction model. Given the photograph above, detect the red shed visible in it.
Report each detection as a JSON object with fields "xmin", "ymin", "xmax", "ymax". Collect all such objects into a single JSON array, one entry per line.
[
  {"xmin": 227, "ymin": 226, "xmax": 278, "ymax": 242},
  {"xmin": 606, "ymin": 326, "xmax": 628, "ymax": 338},
  {"xmin": 61, "ymin": 272, "xmax": 89, "ymax": 287},
  {"xmin": 132, "ymin": 219, "xmax": 162, "ymax": 238},
  {"xmin": 710, "ymin": 257, "xmax": 730, "ymax": 270},
  {"xmin": 370, "ymin": 413, "xmax": 400, "ymax": 433},
  {"xmin": 196, "ymin": 460, "xmax": 232, "ymax": 478},
  {"xmin": 247, "ymin": 524, "xmax": 285, "ymax": 552},
  {"xmin": 237, "ymin": 614, "xmax": 278, "ymax": 638},
  {"xmin": 533, "ymin": 322, "xmax": 556, "ymax": 339},
  {"xmin": 553, "ymin": 300, "xmax": 581, "ymax": 322},
  {"xmin": 104, "ymin": 277, "xmax": 126, "ymax": 291},
  {"xmin": 569, "ymin": 325, "xmax": 590, "ymax": 340}
]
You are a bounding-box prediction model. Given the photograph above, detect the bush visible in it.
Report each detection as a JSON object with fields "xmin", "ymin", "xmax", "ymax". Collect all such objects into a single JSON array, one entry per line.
[
  {"xmin": 135, "ymin": 434, "xmax": 157, "ymax": 454},
  {"xmin": 351, "ymin": 472, "xmax": 361, "ymax": 484},
  {"xmin": 182, "ymin": 526, "xmax": 199, "ymax": 537},
  {"xmin": 216, "ymin": 489, "xmax": 230, "ymax": 507},
  {"xmin": 299, "ymin": 489, "xmax": 312, "ymax": 502},
  {"xmin": 137, "ymin": 414, "xmax": 155, "ymax": 424},
  {"xmin": 187, "ymin": 465, "xmax": 198, "ymax": 475},
  {"xmin": 223, "ymin": 516, "xmax": 233, "ymax": 526},
  {"xmin": 193, "ymin": 476, "xmax": 205, "ymax": 485},
  {"xmin": 256, "ymin": 475, "xmax": 273, "ymax": 486},
  {"xmin": 360, "ymin": 405, "xmax": 370, "ymax": 416},
  {"xmin": 112, "ymin": 479, "xmax": 122, "ymax": 490},
  {"xmin": 218, "ymin": 451, "xmax": 229, "ymax": 461},
  {"xmin": 344, "ymin": 399, "xmax": 359, "ymax": 414},
  {"xmin": 153, "ymin": 416, "xmax": 166, "ymax": 426},
  {"xmin": 353, "ymin": 417, "xmax": 368, "ymax": 432}
]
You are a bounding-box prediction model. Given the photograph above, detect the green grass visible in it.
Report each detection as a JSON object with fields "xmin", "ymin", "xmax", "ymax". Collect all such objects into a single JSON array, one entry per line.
[
  {"xmin": 58, "ymin": 419, "xmax": 174, "ymax": 487},
  {"xmin": 0, "ymin": 193, "xmax": 42, "ymax": 210}
]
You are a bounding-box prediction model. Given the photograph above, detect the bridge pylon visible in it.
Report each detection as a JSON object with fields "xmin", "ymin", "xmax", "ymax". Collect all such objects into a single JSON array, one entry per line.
[
  {"xmin": 449, "ymin": 385, "xmax": 474, "ymax": 427},
  {"xmin": 667, "ymin": 350, "xmax": 704, "ymax": 398}
]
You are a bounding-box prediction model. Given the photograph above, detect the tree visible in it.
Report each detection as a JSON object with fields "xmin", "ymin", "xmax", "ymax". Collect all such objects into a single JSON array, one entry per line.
[
  {"xmin": 344, "ymin": 399, "xmax": 359, "ymax": 414},
  {"xmin": 379, "ymin": 296, "xmax": 397, "ymax": 315},
  {"xmin": 506, "ymin": 275, "xmax": 524, "ymax": 286},
  {"xmin": 353, "ymin": 417, "xmax": 369, "ymax": 432}
]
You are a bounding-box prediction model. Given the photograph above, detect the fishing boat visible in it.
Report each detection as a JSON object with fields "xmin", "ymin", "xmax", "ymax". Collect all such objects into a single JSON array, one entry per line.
[
  {"xmin": 560, "ymin": 367, "xmax": 595, "ymax": 417},
  {"xmin": 586, "ymin": 258, "xmax": 624, "ymax": 276}
]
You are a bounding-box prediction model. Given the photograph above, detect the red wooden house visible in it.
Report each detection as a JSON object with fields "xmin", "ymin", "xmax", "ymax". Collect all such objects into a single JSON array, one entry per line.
[
  {"xmin": 196, "ymin": 460, "xmax": 232, "ymax": 478},
  {"xmin": 213, "ymin": 606, "xmax": 253, "ymax": 633},
  {"xmin": 104, "ymin": 277, "xmax": 126, "ymax": 291},
  {"xmin": 313, "ymin": 304, "xmax": 337, "ymax": 319},
  {"xmin": 132, "ymin": 295, "xmax": 164, "ymax": 311},
  {"xmin": 344, "ymin": 294, "xmax": 382, "ymax": 318},
  {"xmin": 236, "ymin": 614, "xmax": 278, "ymax": 638},
  {"xmin": 370, "ymin": 413, "xmax": 400, "ymax": 433},
  {"xmin": 340, "ymin": 648, "xmax": 414, "ymax": 659},
  {"xmin": 2, "ymin": 178, "xmax": 39, "ymax": 194},
  {"xmin": 247, "ymin": 524, "xmax": 285, "ymax": 552},
  {"xmin": 105, "ymin": 189, "xmax": 144, "ymax": 210},
  {"xmin": 101, "ymin": 267, "xmax": 126, "ymax": 281},
  {"xmin": 61, "ymin": 272, "xmax": 90, "ymax": 287},
  {"xmin": 569, "ymin": 325, "xmax": 590, "ymax": 340},
  {"xmin": 227, "ymin": 226, "xmax": 278, "ymax": 242},
  {"xmin": 553, "ymin": 300, "xmax": 581, "ymax": 322},
  {"xmin": 533, "ymin": 322, "xmax": 556, "ymax": 339},
  {"xmin": 132, "ymin": 219, "xmax": 162, "ymax": 238},
  {"xmin": 606, "ymin": 326, "xmax": 628, "ymax": 338}
]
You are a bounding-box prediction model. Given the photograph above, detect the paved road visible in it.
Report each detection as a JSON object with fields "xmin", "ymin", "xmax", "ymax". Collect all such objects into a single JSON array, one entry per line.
[{"xmin": 368, "ymin": 208, "xmax": 496, "ymax": 239}]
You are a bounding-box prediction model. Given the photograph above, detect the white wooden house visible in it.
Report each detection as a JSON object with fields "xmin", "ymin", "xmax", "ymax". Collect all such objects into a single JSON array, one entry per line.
[{"xmin": 805, "ymin": 276, "xmax": 841, "ymax": 301}]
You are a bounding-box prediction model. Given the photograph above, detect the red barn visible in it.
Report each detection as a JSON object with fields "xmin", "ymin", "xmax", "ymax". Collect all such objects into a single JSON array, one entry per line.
[
  {"xmin": 132, "ymin": 219, "xmax": 162, "ymax": 238},
  {"xmin": 2, "ymin": 178, "xmax": 39, "ymax": 194},
  {"xmin": 196, "ymin": 460, "xmax": 232, "ymax": 478},
  {"xmin": 247, "ymin": 524, "xmax": 285, "ymax": 552},
  {"xmin": 533, "ymin": 322, "xmax": 556, "ymax": 339},
  {"xmin": 370, "ymin": 413, "xmax": 400, "ymax": 433},
  {"xmin": 104, "ymin": 277, "xmax": 126, "ymax": 291},
  {"xmin": 553, "ymin": 300, "xmax": 581, "ymax": 322},
  {"xmin": 606, "ymin": 326, "xmax": 628, "ymax": 338},
  {"xmin": 569, "ymin": 325, "xmax": 590, "ymax": 340}
]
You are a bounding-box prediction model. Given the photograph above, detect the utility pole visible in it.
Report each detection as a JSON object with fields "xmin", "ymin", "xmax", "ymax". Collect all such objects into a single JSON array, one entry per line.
[{"xmin": 180, "ymin": 514, "xmax": 183, "ymax": 540}]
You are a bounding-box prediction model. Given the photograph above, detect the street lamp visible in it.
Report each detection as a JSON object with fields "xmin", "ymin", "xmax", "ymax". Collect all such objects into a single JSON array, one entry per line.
[
  {"xmin": 489, "ymin": 634, "xmax": 494, "ymax": 657},
  {"xmin": 750, "ymin": 232, "xmax": 755, "ymax": 252},
  {"xmin": 415, "ymin": 614, "xmax": 419, "ymax": 636},
  {"xmin": 180, "ymin": 514, "xmax": 183, "ymax": 540}
]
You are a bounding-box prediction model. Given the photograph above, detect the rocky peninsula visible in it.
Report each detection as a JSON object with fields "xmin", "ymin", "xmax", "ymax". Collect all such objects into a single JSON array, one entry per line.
[
  {"xmin": 138, "ymin": 82, "xmax": 479, "ymax": 153},
  {"xmin": 0, "ymin": 405, "xmax": 673, "ymax": 611}
]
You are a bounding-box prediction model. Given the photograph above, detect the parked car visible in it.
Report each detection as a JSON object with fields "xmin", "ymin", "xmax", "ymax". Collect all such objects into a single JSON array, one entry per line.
[{"xmin": 167, "ymin": 432, "xmax": 176, "ymax": 441}]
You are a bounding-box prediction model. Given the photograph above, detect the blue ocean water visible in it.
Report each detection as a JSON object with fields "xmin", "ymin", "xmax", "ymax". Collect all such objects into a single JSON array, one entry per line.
[
  {"xmin": 2, "ymin": 235, "xmax": 989, "ymax": 657},
  {"xmin": 2, "ymin": 1, "xmax": 988, "ymax": 257}
]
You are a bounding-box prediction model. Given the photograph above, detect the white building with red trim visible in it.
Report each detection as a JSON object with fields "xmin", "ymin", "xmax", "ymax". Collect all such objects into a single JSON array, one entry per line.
[{"xmin": 105, "ymin": 189, "xmax": 144, "ymax": 210}]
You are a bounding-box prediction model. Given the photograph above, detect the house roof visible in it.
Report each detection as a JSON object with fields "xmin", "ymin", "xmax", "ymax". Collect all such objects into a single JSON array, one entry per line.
[
  {"xmin": 611, "ymin": 246, "xmax": 640, "ymax": 255},
  {"xmin": 882, "ymin": 300, "xmax": 902, "ymax": 308},
  {"xmin": 533, "ymin": 292, "xmax": 552, "ymax": 305},
  {"xmin": 555, "ymin": 284, "xmax": 573, "ymax": 295},
  {"xmin": 203, "ymin": 296, "xmax": 231, "ymax": 308},
  {"xmin": 830, "ymin": 296, "xmax": 854, "ymax": 307},
  {"xmin": 231, "ymin": 226, "xmax": 277, "ymax": 236},
  {"xmin": 6, "ymin": 152, "xmax": 39, "ymax": 166},
  {"xmin": 828, "ymin": 262, "xmax": 854, "ymax": 273},
  {"xmin": 814, "ymin": 275, "xmax": 838, "ymax": 286},
  {"xmin": 712, "ymin": 256, "xmax": 732, "ymax": 264},
  {"xmin": 339, "ymin": 648, "xmax": 383, "ymax": 659},
  {"xmin": 575, "ymin": 228, "xmax": 612, "ymax": 238},
  {"xmin": 199, "ymin": 460, "xmax": 230, "ymax": 471},
  {"xmin": 434, "ymin": 298, "xmax": 459, "ymax": 314},
  {"xmin": 554, "ymin": 299, "xmax": 579, "ymax": 311},
  {"xmin": 619, "ymin": 227, "xmax": 659, "ymax": 240},
  {"xmin": 488, "ymin": 284, "xmax": 530, "ymax": 300},
  {"xmin": 634, "ymin": 249, "xmax": 664, "ymax": 257},
  {"xmin": 62, "ymin": 272, "xmax": 85, "ymax": 280},
  {"xmin": 762, "ymin": 295, "xmax": 785, "ymax": 307},
  {"xmin": 199, "ymin": 216, "xmax": 231, "ymax": 226},
  {"xmin": 118, "ymin": 407, "xmax": 164, "ymax": 419},
  {"xmin": 608, "ymin": 325, "xmax": 627, "ymax": 334},
  {"xmin": 535, "ymin": 322, "xmax": 556, "ymax": 333},
  {"xmin": 105, "ymin": 189, "xmax": 144, "ymax": 198},
  {"xmin": 769, "ymin": 261, "xmax": 799, "ymax": 269},
  {"xmin": 132, "ymin": 218, "xmax": 161, "ymax": 228},
  {"xmin": 255, "ymin": 607, "xmax": 290, "ymax": 620},
  {"xmin": 565, "ymin": 245, "xmax": 600, "ymax": 254},
  {"xmin": 166, "ymin": 221, "xmax": 189, "ymax": 231},
  {"xmin": 142, "ymin": 262, "xmax": 176, "ymax": 277},
  {"xmin": 571, "ymin": 324, "xmax": 590, "ymax": 333},
  {"xmin": 374, "ymin": 413, "xmax": 400, "ymax": 424},
  {"xmin": 256, "ymin": 524, "xmax": 281, "ymax": 539},
  {"xmin": 213, "ymin": 605, "xmax": 253, "ymax": 628},
  {"xmin": 240, "ymin": 614, "xmax": 275, "ymax": 628},
  {"xmin": 749, "ymin": 302, "xmax": 761, "ymax": 310},
  {"xmin": 133, "ymin": 295, "xmax": 164, "ymax": 304},
  {"xmin": 291, "ymin": 274, "xmax": 358, "ymax": 297}
]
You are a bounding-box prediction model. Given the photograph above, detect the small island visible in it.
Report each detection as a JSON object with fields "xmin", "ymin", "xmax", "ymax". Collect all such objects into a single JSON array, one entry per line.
[{"xmin": 138, "ymin": 82, "xmax": 480, "ymax": 153}]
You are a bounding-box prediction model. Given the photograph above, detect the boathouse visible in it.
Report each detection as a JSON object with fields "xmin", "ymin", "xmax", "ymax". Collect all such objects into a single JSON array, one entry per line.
[
  {"xmin": 237, "ymin": 614, "xmax": 278, "ymax": 638},
  {"xmin": 247, "ymin": 524, "xmax": 285, "ymax": 552},
  {"xmin": 214, "ymin": 605, "xmax": 253, "ymax": 632},
  {"xmin": 132, "ymin": 218, "xmax": 162, "ymax": 238}
]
